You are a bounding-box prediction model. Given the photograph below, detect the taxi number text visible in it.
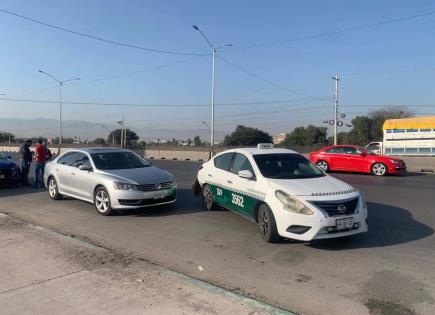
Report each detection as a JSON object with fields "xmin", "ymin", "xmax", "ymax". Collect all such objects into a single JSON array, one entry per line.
[{"xmin": 231, "ymin": 193, "xmax": 244, "ymax": 208}]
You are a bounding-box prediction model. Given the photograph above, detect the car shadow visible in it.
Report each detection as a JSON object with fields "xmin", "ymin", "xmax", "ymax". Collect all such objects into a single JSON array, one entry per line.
[
  {"xmin": 308, "ymin": 201, "xmax": 434, "ymax": 250},
  {"xmin": 114, "ymin": 188, "xmax": 207, "ymax": 217},
  {"xmin": 0, "ymin": 177, "xmax": 45, "ymax": 198}
]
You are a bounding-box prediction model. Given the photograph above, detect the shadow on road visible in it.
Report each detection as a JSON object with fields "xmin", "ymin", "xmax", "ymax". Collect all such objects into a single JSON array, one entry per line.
[
  {"xmin": 0, "ymin": 178, "xmax": 44, "ymax": 199},
  {"xmin": 309, "ymin": 202, "xmax": 434, "ymax": 250}
]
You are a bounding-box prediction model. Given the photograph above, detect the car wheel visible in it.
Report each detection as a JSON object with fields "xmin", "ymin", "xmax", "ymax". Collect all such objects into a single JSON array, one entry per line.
[
  {"xmin": 202, "ymin": 184, "xmax": 216, "ymax": 211},
  {"xmin": 48, "ymin": 177, "xmax": 62, "ymax": 200},
  {"xmin": 258, "ymin": 204, "xmax": 280, "ymax": 243},
  {"xmin": 316, "ymin": 160, "xmax": 329, "ymax": 172},
  {"xmin": 371, "ymin": 162, "xmax": 387, "ymax": 176},
  {"xmin": 94, "ymin": 187, "xmax": 113, "ymax": 216}
]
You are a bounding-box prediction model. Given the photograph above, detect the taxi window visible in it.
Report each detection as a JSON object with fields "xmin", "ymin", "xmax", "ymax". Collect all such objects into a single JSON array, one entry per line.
[
  {"xmin": 214, "ymin": 153, "xmax": 234, "ymax": 171},
  {"xmin": 231, "ymin": 153, "xmax": 255, "ymax": 176}
]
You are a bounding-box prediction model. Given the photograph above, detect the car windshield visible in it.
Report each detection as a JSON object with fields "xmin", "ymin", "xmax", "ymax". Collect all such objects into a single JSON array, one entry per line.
[
  {"xmin": 253, "ymin": 153, "xmax": 325, "ymax": 179},
  {"xmin": 0, "ymin": 153, "xmax": 7, "ymax": 160},
  {"xmin": 91, "ymin": 151, "xmax": 150, "ymax": 170}
]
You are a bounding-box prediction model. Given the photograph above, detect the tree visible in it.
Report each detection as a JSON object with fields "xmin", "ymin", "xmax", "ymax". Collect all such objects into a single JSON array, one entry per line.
[
  {"xmin": 0, "ymin": 131, "xmax": 15, "ymax": 143},
  {"xmin": 281, "ymin": 125, "xmax": 327, "ymax": 146},
  {"xmin": 368, "ymin": 106, "xmax": 414, "ymax": 141},
  {"xmin": 93, "ymin": 138, "xmax": 106, "ymax": 145},
  {"xmin": 223, "ymin": 125, "xmax": 273, "ymax": 146},
  {"xmin": 107, "ymin": 129, "xmax": 139, "ymax": 146},
  {"xmin": 193, "ymin": 136, "xmax": 202, "ymax": 146}
]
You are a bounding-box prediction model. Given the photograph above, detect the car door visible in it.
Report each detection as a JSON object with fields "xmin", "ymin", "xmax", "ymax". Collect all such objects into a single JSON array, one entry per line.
[
  {"xmin": 343, "ymin": 147, "xmax": 368, "ymax": 172},
  {"xmin": 68, "ymin": 152, "xmax": 94, "ymax": 201},
  {"xmin": 208, "ymin": 152, "xmax": 234, "ymax": 207},
  {"xmin": 55, "ymin": 152, "xmax": 77, "ymax": 194},
  {"xmin": 225, "ymin": 153, "xmax": 258, "ymax": 219},
  {"xmin": 324, "ymin": 147, "xmax": 347, "ymax": 170}
]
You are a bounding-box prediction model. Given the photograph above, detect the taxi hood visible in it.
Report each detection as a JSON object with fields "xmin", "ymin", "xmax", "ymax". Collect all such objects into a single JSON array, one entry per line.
[{"xmin": 267, "ymin": 175, "xmax": 354, "ymax": 197}]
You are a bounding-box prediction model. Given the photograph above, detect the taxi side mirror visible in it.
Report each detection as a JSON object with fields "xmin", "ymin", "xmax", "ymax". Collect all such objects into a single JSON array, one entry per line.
[{"xmin": 238, "ymin": 170, "xmax": 254, "ymax": 180}]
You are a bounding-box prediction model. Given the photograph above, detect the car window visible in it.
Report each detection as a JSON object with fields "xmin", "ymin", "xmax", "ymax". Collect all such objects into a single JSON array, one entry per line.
[
  {"xmin": 325, "ymin": 147, "xmax": 345, "ymax": 154},
  {"xmin": 0, "ymin": 153, "xmax": 7, "ymax": 159},
  {"xmin": 75, "ymin": 153, "xmax": 91, "ymax": 168},
  {"xmin": 344, "ymin": 147, "xmax": 362, "ymax": 155},
  {"xmin": 91, "ymin": 151, "xmax": 150, "ymax": 170},
  {"xmin": 57, "ymin": 152, "xmax": 77, "ymax": 166},
  {"xmin": 231, "ymin": 153, "xmax": 255, "ymax": 176},
  {"xmin": 214, "ymin": 153, "xmax": 234, "ymax": 171}
]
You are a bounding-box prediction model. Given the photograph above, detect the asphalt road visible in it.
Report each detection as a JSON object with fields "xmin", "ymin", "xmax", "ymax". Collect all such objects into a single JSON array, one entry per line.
[{"xmin": 1, "ymin": 156, "xmax": 435, "ymax": 315}]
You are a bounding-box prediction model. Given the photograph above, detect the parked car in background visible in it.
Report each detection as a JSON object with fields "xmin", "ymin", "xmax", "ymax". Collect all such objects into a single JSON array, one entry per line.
[
  {"xmin": 44, "ymin": 148, "xmax": 177, "ymax": 215},
  {"xmin": 365, "ymin": 142, "xmax": 382, "ymax": 155},
  {"xmin": 193, "ymin": 143, "xmax": 368, "ymax": 242},
  {"xmin": 0, "ymin": 152, "xmax": 21, "ymax": 186},
  {"xmin": 309, "ymin": 145, "xmax": 406, "ymax": 176}
]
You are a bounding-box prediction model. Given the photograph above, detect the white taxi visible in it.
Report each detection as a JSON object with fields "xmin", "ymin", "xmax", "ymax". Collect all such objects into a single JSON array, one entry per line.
[{"xmin": 192, "ymin": 144, "xmax": 368, "ymax": 242}]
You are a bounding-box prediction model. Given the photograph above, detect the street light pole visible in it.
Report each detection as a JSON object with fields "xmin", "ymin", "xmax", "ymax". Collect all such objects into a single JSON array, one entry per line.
[
  {"xmin": 193, "ymin": 25, "xmax": 232, "ymax": 158},
  {"xmin": 39, "ymin": 70, "xmax": 80, "ymax": 154},
  {"xmin": 332, "ymin": 75, "xmax": 340, "ymax": 145}
]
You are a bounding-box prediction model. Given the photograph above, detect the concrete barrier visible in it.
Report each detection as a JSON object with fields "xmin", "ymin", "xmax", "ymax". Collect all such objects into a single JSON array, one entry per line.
[
  {"xmin": 0, "ymin": 146, "xmax": 71, "ymax": 155},
  {"xmin": 393, "ymin": 156, "xmax": 435, "ymax": 173},
  {"xmin": 143, "ymin": 149, "xmax": 210, "ymax": 162}
]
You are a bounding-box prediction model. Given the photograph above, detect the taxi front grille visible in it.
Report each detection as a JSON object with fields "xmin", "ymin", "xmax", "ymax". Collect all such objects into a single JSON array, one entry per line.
[
  {"xmin": 311, "ymin": 197, "xmax": 359, "ymax": 216},
  {"xmin": 137, "ymin": 180, "xmax": 175, "ymax": 192}
]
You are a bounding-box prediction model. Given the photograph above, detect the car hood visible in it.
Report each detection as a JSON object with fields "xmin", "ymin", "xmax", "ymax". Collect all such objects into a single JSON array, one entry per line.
[
  {"xmin": 267, "ymin": 175, "xmax": 354, "ymax": 196},
  {"xmin": 0, "ymin": 160, "xmax": 17, "ymax": 169},
  {"xmin": 97, "ymin": 166, "xmax": 173, "ymax": 185}
]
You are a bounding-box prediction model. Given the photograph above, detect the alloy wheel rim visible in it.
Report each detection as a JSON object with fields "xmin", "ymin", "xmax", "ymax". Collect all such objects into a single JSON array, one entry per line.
[
  {"xmin": 373, "ymin": 164, "xmax": 386, "ymax": 175},
  {"xmin": 48, "ymin": 180, "xmax": 56, "ymax": 197},
  {"xmin": 317, "ymin": 161, "xmax": 327, "ymax": 171},
  {"xmin": 95, "ymin": 191, "xmax": 109, "ymax": 212}
]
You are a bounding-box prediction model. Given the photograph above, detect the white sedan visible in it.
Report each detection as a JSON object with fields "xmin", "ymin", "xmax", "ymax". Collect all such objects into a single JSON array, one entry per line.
[{"xmin": 193, "ymin": 144, "xmax": 368, "ymax": 242}]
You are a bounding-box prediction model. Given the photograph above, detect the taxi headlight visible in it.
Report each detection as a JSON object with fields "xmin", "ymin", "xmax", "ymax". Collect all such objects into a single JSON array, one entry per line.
[
  {"xmin": 113, "ymin": 182, "xmax": 138, "ymax": 191},
  {"xmin": 358, "ymin": 190, "xmax": 367, "ymax": 209},
  {"xmin": 275, "ymin": 190, "xmax": 313, "ymax": 215}
]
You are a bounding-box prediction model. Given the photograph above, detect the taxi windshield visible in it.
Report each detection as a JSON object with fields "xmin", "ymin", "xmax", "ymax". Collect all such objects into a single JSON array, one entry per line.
[{"xmin": 253, "ymin": 153, "xmax": 325, "ymax": 179}]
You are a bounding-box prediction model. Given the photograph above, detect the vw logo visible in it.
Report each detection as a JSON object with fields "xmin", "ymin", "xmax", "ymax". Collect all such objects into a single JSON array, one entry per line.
[
  {"xmin": 337, "ymin": 204, "xmax": 347, "ymax": 213},
  {"xmin": 155, "ymin": 183, "xmax": 162, "ymax": 190}
]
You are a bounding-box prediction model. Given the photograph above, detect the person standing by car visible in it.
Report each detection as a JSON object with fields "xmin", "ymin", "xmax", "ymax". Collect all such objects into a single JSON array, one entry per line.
[
  {"xmin": 33, "ymin": 138, "xmax": 48, "ymax": 188},
  {"xmin": 19, "ymin": 139, "xmax": 33, "ymax": 186},
  {"xmin": 43, "ymin": 141, "xmax": 52, "ymax": 161}
]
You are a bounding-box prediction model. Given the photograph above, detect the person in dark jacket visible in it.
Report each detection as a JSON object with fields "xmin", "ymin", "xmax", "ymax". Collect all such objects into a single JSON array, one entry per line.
[{"xmin": 19, "ymin": 139, "xmax": 33, "ymax": 185}]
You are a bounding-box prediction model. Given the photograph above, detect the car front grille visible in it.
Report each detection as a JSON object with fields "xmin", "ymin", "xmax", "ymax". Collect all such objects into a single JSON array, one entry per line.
[
  {"xmin": 118, "ymin": 195, "xmax": 176, "ymax": 206},
  {"xmin": 137, "ymin": 180, "xmax": 175, "ymax": 192},
  {"xmin": 0, "ymin": 169, "xmax": 12, "ymax": 179},
  {"xmin": 311, "ymin": 197, "xmax": 359, "ymax": 216}
]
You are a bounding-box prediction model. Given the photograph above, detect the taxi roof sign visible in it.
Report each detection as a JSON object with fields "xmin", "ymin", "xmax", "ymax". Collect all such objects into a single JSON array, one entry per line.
[{"xmin": 257, "ymin": 143, "xmax": 274, "ymax": 149}]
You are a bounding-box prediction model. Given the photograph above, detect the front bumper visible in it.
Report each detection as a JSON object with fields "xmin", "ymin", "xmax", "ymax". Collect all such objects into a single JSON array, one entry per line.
[
  {"xmin": 0, "ymin": 169, "xmax": 21, "ymax": 185},
  {"xmin": 109, "ymin": 186, "xmax": 177, "ymax": 209},
  {"xmin": 271, "ymin": 194, "xmax": 368, "ymax": 241},
  {"xmin": 388, "ymin": 162, "xmax": 407, "ymax": 174}
]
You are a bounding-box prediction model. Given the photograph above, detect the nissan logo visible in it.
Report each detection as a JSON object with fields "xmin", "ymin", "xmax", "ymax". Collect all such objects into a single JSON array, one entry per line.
[
  {"xmin": 155, "ymin": 183, "xmax": 162, "ymax": 190},
  {"xmin": 337, "ymin": 204, "xmax": 347, "ymax": 213}
]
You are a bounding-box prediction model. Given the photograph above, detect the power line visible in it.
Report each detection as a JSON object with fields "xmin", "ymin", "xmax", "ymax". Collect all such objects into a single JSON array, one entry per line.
[
  {"xmin": 217, "ymin": 56, "xmax": 331, "ymax": 101},
  {"xmin": 224, "ymin": 10, "xmax": 435, "ymax": 51},
  {"xmin": 0, "ymin": 8, "xmax": 207, "ymax": 56}
]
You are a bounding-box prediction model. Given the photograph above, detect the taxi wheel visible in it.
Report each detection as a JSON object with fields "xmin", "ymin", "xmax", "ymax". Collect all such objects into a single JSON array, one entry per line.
[
  {"xmin": 94, "ymin": 187, "xmax": 114, "ymax": 216},
  {"xmin": 371, "ymin": 162, "xmax": 387, "ymax": 176},
  {"xmin": 202, "ymin": 184, "xmax": 216, "ymax": 211},
  {"xmin": 258, "ymin": 204, "xmax": 280, "ymax": 243}
]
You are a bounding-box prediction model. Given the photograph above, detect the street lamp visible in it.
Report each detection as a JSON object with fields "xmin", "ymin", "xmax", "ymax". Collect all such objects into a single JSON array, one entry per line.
[
  {"xmin": 39, "ymin": 70, "xmax": 80, "ymax": 153},
  {"xmin": 193, "ymin": 25, "xmax": 232, "ymax": 157}
]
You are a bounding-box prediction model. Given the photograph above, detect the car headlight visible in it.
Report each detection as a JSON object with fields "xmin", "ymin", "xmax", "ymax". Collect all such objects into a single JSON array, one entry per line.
[
  {"xmin": 390, "ymin": 159, "xmax": 400, "ymax": 164},
  {"xmin": 358, "ymin": 190, "xmax": 367, "ymax": 209},
  {"xmin": 275, "ymin": 190, "xmax": 313, "ymax": 215},
  {"xmin": 11, "ymin": 167, "xmax": 20, "ymax": 176},
  {"xmin": 113, "ymin": 182, "xmax": 138, "ymax": 191}
]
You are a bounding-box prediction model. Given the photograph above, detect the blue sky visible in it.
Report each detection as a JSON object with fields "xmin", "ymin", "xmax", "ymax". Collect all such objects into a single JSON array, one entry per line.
[{"xmin": 1, "ymin": 0, "xmax": 435, "ymax": 138}]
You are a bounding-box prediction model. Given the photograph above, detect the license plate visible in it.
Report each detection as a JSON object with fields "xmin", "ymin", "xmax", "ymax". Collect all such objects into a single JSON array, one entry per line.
[
  {"xmin": 0, "ymin": 175, "xmax": 5, "ymax": 179},
  {"xmin": 336, "ymin": 218, "xmax": 353, "ymax": 230},
  {"xmin": 153, "ymin": 191, "xmax": 166, "ymax": 199}
]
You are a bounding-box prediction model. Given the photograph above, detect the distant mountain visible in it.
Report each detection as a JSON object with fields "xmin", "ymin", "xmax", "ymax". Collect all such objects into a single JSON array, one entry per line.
[{"xmin": 0, "ymin": 117, "xmax": 227, "ymax": 141}]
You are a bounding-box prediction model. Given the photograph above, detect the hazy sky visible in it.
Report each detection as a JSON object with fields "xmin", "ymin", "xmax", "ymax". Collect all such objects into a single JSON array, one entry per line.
[{"xmin": 1, "ymin": 0, "xmax": 435, "ymax": 138}]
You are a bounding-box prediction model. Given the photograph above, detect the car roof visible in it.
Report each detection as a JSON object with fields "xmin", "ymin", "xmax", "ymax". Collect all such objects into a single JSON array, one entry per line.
[
  {"xmin": 219, "ymin": 147, "xmax": 298, "ymax": 156},
  {"xmin": 69, "ymin": 147, "xmax": 132, "ymax": 154},
  {"xmin": 320, "ymin": 144, "xmax": 364, "ymax": 150}
]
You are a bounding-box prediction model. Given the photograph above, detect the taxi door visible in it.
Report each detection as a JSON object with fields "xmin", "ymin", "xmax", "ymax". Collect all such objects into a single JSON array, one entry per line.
[{"xmin": 224, "ymin": 153, "xmax": 258, "ymax": 220}]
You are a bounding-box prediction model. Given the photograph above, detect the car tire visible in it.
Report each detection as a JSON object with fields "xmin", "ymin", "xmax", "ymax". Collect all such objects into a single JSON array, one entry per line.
[
  {"xmin": 202, "ymin": 184, "xmax": 216, "ymax": 211},
  {"xmin": 48, "ymin": 177, "xmax": 62, "ymax": 200},
  {"xmin": 94, "ymin": 187, "xmax": 114, "ymax": 216},
  {"xmin": 257, "ymin": 204, "xmax": 280, "ymax": 243},
  {"xmin": 371, "ymin": 162, "xmax": 387, "ymax": 176},
  {"xmin": 316, "ymin": 160, "xmax": 329, "ymax": 172}
]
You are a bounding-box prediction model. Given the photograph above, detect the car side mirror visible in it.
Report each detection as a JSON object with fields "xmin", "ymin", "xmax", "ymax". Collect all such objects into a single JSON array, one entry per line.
[
  {"xmin": 360, "ymin": 152, "xmax": 367, "ymax": 157},
  {"xmin": 7, "ymin": 155, "xmax": 12, "ymax": 159},
  {"xmin": 78, "ymin": 164, "xmax": 93, "ymax": 171},
  {"xmin": 238, "ymin": 170, "xmax": 254, "ymax": 180}
]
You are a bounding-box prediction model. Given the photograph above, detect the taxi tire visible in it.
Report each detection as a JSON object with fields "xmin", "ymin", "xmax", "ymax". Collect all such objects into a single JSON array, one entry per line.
[
  {"xmin": 202, "ymin": 184, "xmax": 217, "ymax": 211},
  {"xmin": 258, "ymin": 204, "xmax": 280, "ymax": 243}
]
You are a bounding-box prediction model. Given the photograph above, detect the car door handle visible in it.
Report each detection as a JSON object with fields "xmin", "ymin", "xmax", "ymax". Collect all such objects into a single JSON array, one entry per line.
[{"xmin": 227, "ymin": 180, "xmax": 233, "ymax": 184}]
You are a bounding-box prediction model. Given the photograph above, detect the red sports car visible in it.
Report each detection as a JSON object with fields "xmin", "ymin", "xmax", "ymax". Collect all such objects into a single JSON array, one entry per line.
[{"xmin": 308, "ymin": 145, "xmax": 406, "ymax": 176}]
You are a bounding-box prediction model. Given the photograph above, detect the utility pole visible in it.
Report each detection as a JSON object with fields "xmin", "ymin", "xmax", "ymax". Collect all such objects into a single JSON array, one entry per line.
[
  {"xmin": 122, "ymin": 114, "xmax": 126, "ymax": 149},
  {"xmin": 39, "ymin": 70, "xmax": 80, "ymax": 154},
  {"xmin": 332, "ymin": 75, "xmax": 340, "ymax": 145},
  {"xmin": 193, "ymin": 25, "xmax": 232, "ymax": 157}
]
